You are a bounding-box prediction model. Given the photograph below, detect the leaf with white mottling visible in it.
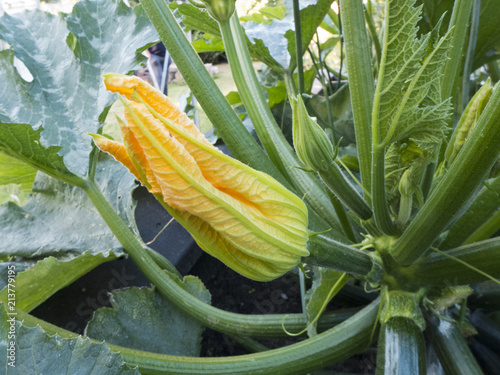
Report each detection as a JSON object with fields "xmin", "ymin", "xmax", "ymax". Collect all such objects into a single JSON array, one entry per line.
[
  {"xmin": 0, "ymin": 0, "xmax": 158, "ymax": 176},
  {"xmin": 86, "ymin": 281, "xmax": 210, "ymax": 356},
  {"xmin": 0, "ymin": 306, "xmax": 140, "ymax": 375},
  {"xmin": 0, "ymin": 157, "xmax": 137, "ymax": 259}
]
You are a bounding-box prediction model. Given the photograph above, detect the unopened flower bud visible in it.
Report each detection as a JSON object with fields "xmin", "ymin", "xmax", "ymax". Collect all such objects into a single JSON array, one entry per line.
[
  {"xmin": 190, "ymin": 0, "xmax": 236, "ymax": 22},
  {"xmin": 291, "ymin": 95, "xmax": 335, "ymax": 172}
]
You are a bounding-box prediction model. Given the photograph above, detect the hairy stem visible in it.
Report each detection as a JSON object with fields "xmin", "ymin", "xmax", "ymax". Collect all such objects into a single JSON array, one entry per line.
[{"xmin": 339, "ymin": 0, "xmax": 375, "ymax": 201}]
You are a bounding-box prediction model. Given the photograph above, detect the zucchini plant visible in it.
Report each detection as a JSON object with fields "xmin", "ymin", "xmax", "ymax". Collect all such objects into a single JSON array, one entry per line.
[{"xmin": 0, "ymin": 0, "xmax": 500, "ymax": 374}]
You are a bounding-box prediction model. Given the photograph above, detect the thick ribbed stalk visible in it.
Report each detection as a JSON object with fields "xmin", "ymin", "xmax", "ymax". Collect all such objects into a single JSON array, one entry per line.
[
  {"xmin": 391, "ymin": 83, "xmax": 500, "ymax": 265},
  {"xmin": 339, "ymin": 0, "xmax": 374, "ymax": 200},
  {"xmin": 292, "ymin": 0, "xmax": 304, "ymax": 94},
  {"xmin": 82, "ymin": 179, "xmax": 353, "ymax": 337},
  {"xmin": 369, "ymin": 0, "xmax": 397, "ymax": 236},
  {"xmin": 15, "ymin": 300, "xmax": 378, "ymax": 375},
  {"xmin": 140, "ymin": 0, "xmax": 284, "ymax": 184},
  {"xmin": 461, "ymin": 0, "xmax": 481, "ymax": 112},
  {"xmin": 426, "ymin": 315, "xmax": 484, "ymax": 375},
  {"xmin": 408, "ymin": 237, "xmax": 500, "ymax": 286},
  {"xmin": 319, "ymin": 162, "xmax": 373, "ymax": 220},
  {"xmin": 307, "ymin": 234, "xmax": 383, "ymax": 284},
  {"xmin": 441, "ymin": 174, "xmax": 500, "ymax": 249},
  {"xmin": 220, "ymin": 14, "xmax": 341, "ymax": 231},
  {"xmin": 440, "ymin": 0, "xmax": 473, "ymax": 100}
]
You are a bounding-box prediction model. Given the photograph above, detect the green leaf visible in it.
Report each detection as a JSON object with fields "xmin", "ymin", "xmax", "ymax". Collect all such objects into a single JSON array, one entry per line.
[
  {"xmin": 0, "ymin": 0, "xmax": 158, "ymax": 177},
  {"xmin": 0, "ymin": 157, "xmax": 137, "ymax": 259},
  {"xmin": 305, "ymin": 268, "xmax": 346, "ymax": 337},
  {"xmin": 0, "ymin": 153, "xmax": 37, "ymax": 190},
  {"xmin": 0, "ymin": 261, "xmax": 35, "ymax": 290},
  {"xmin": 374, "ymin": 0, "xmax": 453, "ymax": 148},
  {"xmin": 172, "ymin": 2, "xmax": 285, "ymax": 72},
  {"xmin": 0, "ymin": 151, "xmax": 37, "ymax": 205},
  {"xmin": 86, "ymin": 278, "xmax": 210, "ymax": 356},
  {"xmin": 0, "ymin": 252, "xmax": 117, "ymax": 313},
  {"xmin": 0, "ymin": 306, "xmax": 140, "ymax": 375},
  {"xmin": 192, "ymin": 34, "xmax": 225, "ymax": 53},
  {"xmin": 243, "ymin": 16, "xmax": 292, "ymax": 69}
]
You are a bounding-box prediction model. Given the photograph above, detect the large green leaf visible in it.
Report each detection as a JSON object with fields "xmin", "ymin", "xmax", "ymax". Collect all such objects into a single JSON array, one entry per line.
[
  {"xmin": 0, "ymin": 306, "xmax": 140, "ymax": 374},
  {"xmin": 0, "ymin": 252, "xmax": 117, "ymax": 313},
  {"xmin": 0, "ymin": 0, "xmax": 158, "ymax": 177},
  {"xmin": 0, "ymin": 157, "xmax": 137, "ymax": 259},
  {"xmin": 243, "ymin": 0, "xmax": 334, "ymax": 71},
  {"xmin": 86, "ymin": 278, "xmax": 210, "ymax": 356},
  {"xmin": 375, "ymin": 0, "xmax": 452, "ymax": 148}
]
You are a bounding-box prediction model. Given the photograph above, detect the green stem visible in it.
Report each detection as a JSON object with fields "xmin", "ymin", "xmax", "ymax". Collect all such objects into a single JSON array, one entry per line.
[
  {"xmin": 409, "ymin": 237, "xmax": 500, "ymax": 286},
  {"xmin": 15, "ymin": 300, "xmax": 379, "ymax": 375},
  {"xmin": 82, "ymin": 179, "xmax": 353, "ymax": 337},
  {"xmin": 364, "ymin": 4, "xmax": 381, "ymax": 67},
  {"xmin": 426, "ymin": 314, "xmax": 484, "ymax": 375},
  {"xmin": 145, "ymin": 246, "xmax": 182, "ymax": 280},
  {"xmin": 220, "ymin": 13, "xmax": 342, "ymax": 232},
  {"xmin": 440, "ymin": 0, "xmax": 473, "ymax": 101},
  {"xmin": 319, "ymin": 162, "xmax": 373, "ymax": 220},
  {"xmin": 327, "ymin": 189, "xmax": 357, "ymax": 242},
  {"xmin": 292, "ymin": 0, "xmax": 304, "ymax": 94},
  {"xmin": 441, "ymin": 175, "xmax": 500, "ymax": 249},
  {"xmin": 461, "ymin": 0, "xmax": 481, "ymax": 113},
  {"xmin": 391, "ymin": 82, "xmax": 500, "ymax": 265},
  {"xmin": 464, "ymin": 209, "xmax": 500, "ymax": 245},
  {"xmin": 140, "ymin": 0, "xmax": 284, "ymax": 184},
  {"xmin": 339, "ymin": 0, "xmax": 374, "ymax": 202},
  {"xmin": 371, "ymin": 147, "xmax": 397, "ymax": 234},
  {"xmin": 227, "ymin": 334, "xmax": 269, "ymax": 353},
  {"xmin": 288, "ymin": 0, "xmax": 335, "ymax": 73},
  {"xmin": 307, "ymin": 234, "xmax": 383, "ymax": 284},
  {"xmin": 310, "ymin": 39, "xmax": 335, "ymax": 143}
]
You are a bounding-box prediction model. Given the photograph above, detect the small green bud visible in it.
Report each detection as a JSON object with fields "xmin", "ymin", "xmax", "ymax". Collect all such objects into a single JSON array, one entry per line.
[
  {"xmin": 398, "ymin": 169, "xmax": 413, "ymax": 197},
  {"xmin": 446, "ymin": 78, "xmax": 493, "ymax": 165},
  {"xmin": 190, "ymin": 0, "xmax": 236, "ymax": 22},
  {"xmin": 291, "ymin": 95, "xmax": 335, "ymax": 172}
]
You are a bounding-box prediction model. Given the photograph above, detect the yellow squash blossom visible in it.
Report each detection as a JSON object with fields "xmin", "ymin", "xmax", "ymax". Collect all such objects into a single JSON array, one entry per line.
[{"xmin": 91, "ymin": 74, "xmax": 309, "ymax": 281}]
